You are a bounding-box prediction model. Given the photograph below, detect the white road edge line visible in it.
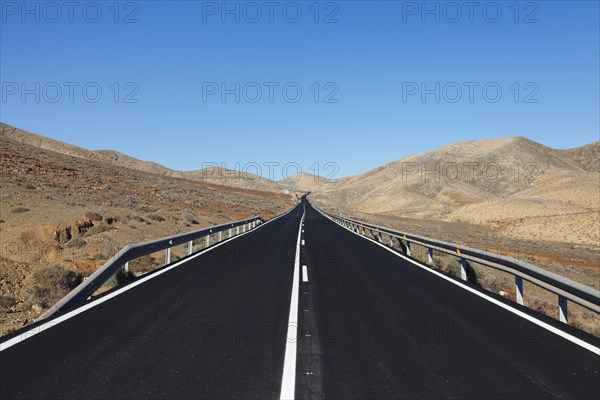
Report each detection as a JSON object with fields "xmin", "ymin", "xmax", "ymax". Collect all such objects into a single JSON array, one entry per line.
[
  {"xmin": 0, "ymin": 205, "xmax": 298, "ymax": 352},
  {"xmin": 302, "ymin": 265, "xmax": 308, "ymax": 283},
  {"xmin": 280, "ymin": 210, "xmax": 305, "ymax": 400},
  {"xmin": 316, "ymin": 205, "xmax": 600, "ymax": 356}
]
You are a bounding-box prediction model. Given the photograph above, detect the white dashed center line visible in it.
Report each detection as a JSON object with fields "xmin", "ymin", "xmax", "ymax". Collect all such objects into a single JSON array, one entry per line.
[{"xmin": 279, "ymin": 210, "xmax": 305, "ymax": 400}]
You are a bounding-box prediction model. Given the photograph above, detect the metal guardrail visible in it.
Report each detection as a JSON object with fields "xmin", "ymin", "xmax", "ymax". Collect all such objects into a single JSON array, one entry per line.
[
  {"xmin": 39, "ymin": 217, "xmax": 264, "ymax": 320},
  {"xmin": 314, "ymin": 206, "xmax": 600, "ymax": 325}
]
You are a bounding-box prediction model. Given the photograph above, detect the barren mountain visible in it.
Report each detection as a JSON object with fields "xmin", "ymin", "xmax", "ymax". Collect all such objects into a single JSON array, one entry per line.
[
  {"xmin": 0, "ymin": 126, "xmax": 296, "ymax": 334},
  {"xmin": 0, "ymin": 122, "xmax": 289, "ymax": 193},
  {"xmin": 311, "ymin": 136, "xmax": 599, "ymax": 249},
  {"xmin": 278, "ymin": 172, "xmax": 331, "ymax": 193}
]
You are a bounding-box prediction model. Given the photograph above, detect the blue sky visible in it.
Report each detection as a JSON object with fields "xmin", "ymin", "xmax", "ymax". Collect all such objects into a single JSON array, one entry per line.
[{"xmin": 1, "ymin": 0, "xmax": 599, "ymax": 179}]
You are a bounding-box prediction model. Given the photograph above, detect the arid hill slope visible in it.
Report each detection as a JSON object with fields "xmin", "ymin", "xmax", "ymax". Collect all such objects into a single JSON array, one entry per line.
[
  {"xmin": 0, "ymin": 129, "xmax": 296, "ymax": 334},
  {"xmin": 312, "ymin": 137, "xmax": 600, "ymax": 246},
  {"xmin": 278, "ymin": 172, "xmax": 331, "ymax": 193},
  {"xmin": 0, "ymin": 122, "xmax": 290, "ymax": 193}
]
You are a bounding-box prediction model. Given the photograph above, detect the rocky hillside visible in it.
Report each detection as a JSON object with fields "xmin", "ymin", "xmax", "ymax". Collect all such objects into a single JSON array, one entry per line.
[
  {"xmin": 311, "ymin": 137, "xmax": 600, "ymax": 246},
  {"xmin": 0, "ymin": 128, "xmax": 296, "ymax": 334},
  {"xmin": 0, "ymin": 122, "xmax": 290, "ymax": 194}
]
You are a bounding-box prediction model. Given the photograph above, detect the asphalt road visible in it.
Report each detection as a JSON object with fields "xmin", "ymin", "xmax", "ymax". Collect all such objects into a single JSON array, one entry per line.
[{"xmin": 1, "ymin": 197, "xmax": 599, "ymax": 399}]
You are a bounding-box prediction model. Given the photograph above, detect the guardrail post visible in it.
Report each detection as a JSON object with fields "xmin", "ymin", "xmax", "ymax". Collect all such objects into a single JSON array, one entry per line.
[
  {"xmin": 427, "ymin": 248, "xmax": 433, "ymax": 265},
  {"xmin": 218, "ymin": 231, "xmax": 222, "ymax": 242},
  {"xmin": 165, "ymin": 247, "xmax": 171, "ymax": 266},
  {"xmin": 205, "ymin": 235, "xmax": 210, "ymax": 248},
  {"xmin": 229, "ymin": 228, "xmax": 233, "ymax": 238},
  {"xmin": 237, "ymin": 226, "xmax": 240, "ymax": 235},
  {"xmin": 559, "ymin": 296, "xmax": 568, "ymax": 323},
  {"xmin": 459, "ymin": 257, "xmax": 467, "ymax": 281},
  {"xmin": 188, "ymin": 240, "xmax": 193, "ymax": 255},
  {"xmin": 405, "ymin": 241, "xmax": 411, "ymax": 256},
  {"xmin": 515, "ymin": 276, "xmax": 524, "ymax": 305},
  {"xmin": 124, "ymin": 261, "xmax": 129, "ymax": 273}
]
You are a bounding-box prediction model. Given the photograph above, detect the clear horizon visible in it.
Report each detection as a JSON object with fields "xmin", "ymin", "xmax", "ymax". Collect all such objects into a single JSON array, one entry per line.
[{"xmin": 1, "ymin": 1, "xmax": 599, "ymax": 180}]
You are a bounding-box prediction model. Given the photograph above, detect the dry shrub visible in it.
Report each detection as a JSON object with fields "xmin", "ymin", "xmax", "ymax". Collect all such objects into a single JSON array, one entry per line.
[
  {"xmin": 0, "ymin": 295, "xmax": 16, "ymax": 311},
  {"xmin": 28, "ymin": 266, "xmax": 83, "ymax": 308},
  {"xmin": 129, "ymin": 254, "xmax": 161, "ymax": 274},
  {"xmin": 66, "ymin": 237, "xmax": 86, "ymax": 248},
  {"xmin": 33, "ymin": 266, "xmax": 83, "ymax": 290},
  {"xmin": 147, "ymin": 214, "xmax": 165, "ymax": 222},
  {"xmin": 87, "ymin": 224, "xmax": 115, "ymax": 236},
  {"xmin": 85, "ymin": 211, "xmax": 103, "ymax": 221}
]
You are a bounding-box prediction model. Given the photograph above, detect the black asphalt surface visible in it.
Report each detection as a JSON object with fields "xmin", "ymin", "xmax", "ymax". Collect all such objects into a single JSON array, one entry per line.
[{"xmin": 1, "ymin": 197, "xmax": 599, "ymax": 399}]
